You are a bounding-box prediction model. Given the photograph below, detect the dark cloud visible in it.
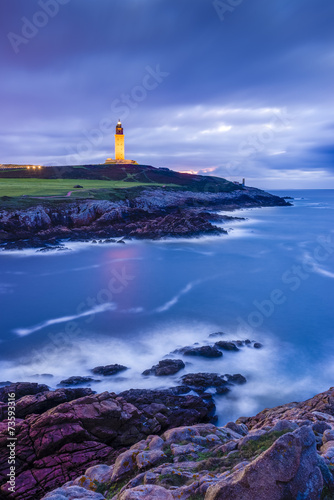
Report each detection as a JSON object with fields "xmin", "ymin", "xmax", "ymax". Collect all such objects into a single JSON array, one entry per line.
[{"xmin": 0, "ymin": 0, "xmax": 334, "ymax": 187}]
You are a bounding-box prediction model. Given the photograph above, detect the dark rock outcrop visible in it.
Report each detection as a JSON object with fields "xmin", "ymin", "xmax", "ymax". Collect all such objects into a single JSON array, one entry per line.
[
  {"xmin": 227, "ymin": 374, "xmax": 247, "ymax": 385},
  {"xmin": 119, "ymin": 388, "xmax": 216, "ymax": 429},
  {"xmin": 214, "ymin": 341, "xmax": 239, "ymax": 351},
  {"xmin": 58, "ymin": 376, "xmax": 100, "ymax": 386},
  {"xmin": 91, "ymin": 364, "xmax": 128, "ymax": 376},
  {"xmin": 0, "ymin": 382, "xmax": 49, "ymax": 402},
  {"xmin": 180, "ymin": 372, "xmax": 247, "ymax": 395},
  {"xmin": 0, "ymin": 387, "xmax": 94, "ymax": 421},
  {"xmin": 176, "ymin": 345, "xmax": 223, "ymax": 358},
  {"xmin": 142, "ymin": 359, "xmax": 185, "ymax": 376},
  {"xmin": 254, "ymin": 342, "xmax": 263, "ymax": 348}
]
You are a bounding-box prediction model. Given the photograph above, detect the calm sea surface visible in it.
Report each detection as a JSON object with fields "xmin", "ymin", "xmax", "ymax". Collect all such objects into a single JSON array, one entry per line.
[{"xmin": 1, "ymin": 189, "xmax": 334, "ymax": 423}]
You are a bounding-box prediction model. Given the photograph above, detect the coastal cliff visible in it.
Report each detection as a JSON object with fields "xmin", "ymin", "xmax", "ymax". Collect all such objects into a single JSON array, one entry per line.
[
  {"xmin": 1, "ymin": 383, "xmax": 334, "ymax": 499},
  {"xmin": 0, "ymin": 186, "xmax": 289, "ymax": 250}
]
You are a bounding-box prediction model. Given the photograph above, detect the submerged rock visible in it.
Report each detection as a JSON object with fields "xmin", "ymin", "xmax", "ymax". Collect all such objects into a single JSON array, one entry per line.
[
  {"xmin": 176, "ymin": 345, "xmax": 223, "ymax": 358},
  {"xmin": 58, "ymin": 376, "xmax": 100, "ymax": 386},
  {"xmin": 215, "ymin": 341, "xmax": 239, "ymax": 351},
  {"xmin": 181, "ymin": 372, "xmax": 246, "ymax": 395},
  {"xmin": 253, "ymin": 342, "xmax": 263, "ymax": 349},
  {"xmin": 142, "ymin": 359, "xmax": 185, "ymax": 376},
  {"xmin": 91, "ymin": 364, "xmax": 128, "ymax": 376},
  {"xmin": 226, "ymin": 374, "xmax": 247, "ymax": 385},
  {"xmin": 208, "ymin": 331, "xmax": 227, "ymax": 338}
]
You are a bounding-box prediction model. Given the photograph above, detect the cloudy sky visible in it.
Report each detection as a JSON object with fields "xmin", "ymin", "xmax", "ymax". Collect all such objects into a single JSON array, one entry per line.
[{"xmin": 1, "ymin": 0, "xmax": 334, "ymax": 188}]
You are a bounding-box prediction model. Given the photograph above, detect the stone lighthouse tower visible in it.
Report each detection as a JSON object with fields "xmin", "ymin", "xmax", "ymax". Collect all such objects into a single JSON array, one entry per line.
[
  {"xmin": 115, "ymin": 120, "xmax": 125, "ymax": 160},
  {"xmin": 105, "ymin": 121, "xmax": 137, "ymax": 165}
]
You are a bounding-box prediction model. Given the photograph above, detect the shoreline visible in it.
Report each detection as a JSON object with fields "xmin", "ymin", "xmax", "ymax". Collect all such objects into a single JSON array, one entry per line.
[{"xmin": 0, "ymin": 186, "xmax": 291, "ymax": 251}]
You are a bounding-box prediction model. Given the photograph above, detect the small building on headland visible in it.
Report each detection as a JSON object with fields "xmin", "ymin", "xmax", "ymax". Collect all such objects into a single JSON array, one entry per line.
[
  {"xmin": 233, "ymin": 178, "xmax": 246, "ymax": 187},
  {"xmin": 105, "ymin": 120, "xmax": 137, "ymax": 165}
]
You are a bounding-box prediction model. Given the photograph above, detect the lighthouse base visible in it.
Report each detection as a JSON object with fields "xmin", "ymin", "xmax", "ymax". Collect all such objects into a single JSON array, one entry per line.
[{"xmin": 105, "ymin": 158, "xmax": 138, "ymax": 165}]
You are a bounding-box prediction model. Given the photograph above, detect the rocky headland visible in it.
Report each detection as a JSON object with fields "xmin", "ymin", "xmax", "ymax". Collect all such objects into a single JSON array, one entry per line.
[
  {"xmin": 1, "ymin": 381, "xmax": 334, "ymax": 499},
  {"xmin": 0, "ymin": 186, "xmax": 290, "ymax": 250}
]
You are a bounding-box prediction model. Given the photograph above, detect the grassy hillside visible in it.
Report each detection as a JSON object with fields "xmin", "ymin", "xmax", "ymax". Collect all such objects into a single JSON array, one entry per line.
[
  {"xmin": 0, "ymin": 163, "xmax": 242, "ymax": 209},
  {"xmin": 0, "ymin": 163, "xmax": 239, "ymax": 190},
  {"xmin": 0, "ymin": 178, "xmax": 172, "ymax": 198}
]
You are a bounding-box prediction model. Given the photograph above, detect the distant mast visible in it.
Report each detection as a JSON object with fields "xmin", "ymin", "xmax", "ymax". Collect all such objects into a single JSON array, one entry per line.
[{"xmin": 115, "ymin": 120, "xmax": 125, "ymax": 161}]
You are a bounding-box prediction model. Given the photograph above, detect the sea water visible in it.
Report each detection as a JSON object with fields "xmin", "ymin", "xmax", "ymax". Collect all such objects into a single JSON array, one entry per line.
[{"xmin": 0, "ymin": 189, "xmax": 333, "ymax": 423}]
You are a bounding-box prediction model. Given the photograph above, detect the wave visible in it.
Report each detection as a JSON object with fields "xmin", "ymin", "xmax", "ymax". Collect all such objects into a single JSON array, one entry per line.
[
  {"xmin": 0, "ymin": 283, "xmax": 15, "ymax": 294},
  {"xmin": 13, "ymin": 302, "xmax": 117, "ymax": 337},
  {"xmin": 154, "ymin": 279, "xmax": 202, "ymax": 313},
  {"xmin": 301, "ymin": 251, "xmax": 334, "ymax": 280},
  {"xmin": 312, "ymin": 265, "xmax": 334, "ymax": 279}
]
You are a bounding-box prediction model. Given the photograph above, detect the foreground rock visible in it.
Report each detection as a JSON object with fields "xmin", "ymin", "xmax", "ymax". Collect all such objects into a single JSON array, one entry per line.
[
  {"xmin": 38, "ymin": 387, "xmax": 334, "ymax": 500},
  {"xmin": 0, "ymin": 387, "xmax": 94, "ymax": 421},
  {"xmin": 240, "ymin": 386, "xmax": 334, "ymax": 431},
  {"xmin": 206, "ymin": 426, "xmax": 324, "ymax": 500},
  {"xmin": 142, "ymin": 359, "xmax": 185, "ymax": 376},
  {"xmin": 3, "ymin": 385, "xmax": 334, "ymax": 499},
  {"xmin": 0, "ymin": 382, "xmax": 49, "ymax": 402},
  {"xmin": 42, "ymin": 414, "xmax": 334, "ymax": 500},
  {"xmin": 0, "ymin": 388, "xmax": 215, "ymax": 499}
]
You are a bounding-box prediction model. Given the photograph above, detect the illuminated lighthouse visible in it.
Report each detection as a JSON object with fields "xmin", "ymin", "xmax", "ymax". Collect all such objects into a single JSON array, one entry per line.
[
  {"xmin": 115, "ymin": 120, "xmax": 125, "ymax": 160},
  {"xmin": 105, "ymin": 121, "xmax": 137, "ymax": 165}
]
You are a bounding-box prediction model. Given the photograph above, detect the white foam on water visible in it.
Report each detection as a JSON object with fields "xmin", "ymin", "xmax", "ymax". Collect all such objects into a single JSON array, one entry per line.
[
  {"xmin": 8, "ymin": 319, "xmax": 220, "ymax": 389},
  {"xmin": 13, "ymin": 302, "xmax": 117, "ymax": 337},
  {"xmin": 154, "ymin": 279, "xmax": 203, "ymax": 313}
]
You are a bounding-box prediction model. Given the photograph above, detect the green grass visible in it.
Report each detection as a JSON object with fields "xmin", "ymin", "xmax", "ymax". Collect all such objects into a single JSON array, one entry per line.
[
  {"xmin": 239, "ymin": 430, "xmax": 289, "ymax": 460},
  {"xmin": 158, "ymin": 472, "xmax": 188, "ymax": 487},
  {"xmin": 0, "ymin": 178, "xmax": 170, "ymax": 198},
  {"xmin": 105, "ymin": 478, "xmax": 129, "ymax": 499}
]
